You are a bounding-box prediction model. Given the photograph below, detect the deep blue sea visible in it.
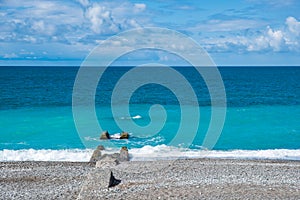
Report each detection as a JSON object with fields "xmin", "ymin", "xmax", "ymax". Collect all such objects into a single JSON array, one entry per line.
[{"xmin": 0, "ymin": 66, "xmax": 299, "ymax": 161}]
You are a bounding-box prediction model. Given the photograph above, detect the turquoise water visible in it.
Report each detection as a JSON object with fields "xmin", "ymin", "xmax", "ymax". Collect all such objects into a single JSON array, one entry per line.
[
  {"xmin": 0, "ymin": 105, "xmax": 299, "ymax": 150},
  {"xmin": 0, "ymin": 66, "xmax": 299, "ymax": 161}
]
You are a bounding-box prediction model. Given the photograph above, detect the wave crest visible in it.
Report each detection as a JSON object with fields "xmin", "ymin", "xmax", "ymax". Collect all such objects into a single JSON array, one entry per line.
[{"xmin": 1, "ymin": 146, "xmax": 299, "ymax": 162}]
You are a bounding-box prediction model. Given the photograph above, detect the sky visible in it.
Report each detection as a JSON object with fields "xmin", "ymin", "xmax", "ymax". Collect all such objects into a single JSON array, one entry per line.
[{"xmin": 0, "ymin": 0, "xmax": 300, "ymax": 66}]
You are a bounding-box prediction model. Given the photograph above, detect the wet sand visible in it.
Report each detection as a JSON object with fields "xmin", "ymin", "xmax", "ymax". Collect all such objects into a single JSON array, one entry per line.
[{"xmin": 1, "ymin": 159, "xmax": 300, "ymax": 199}]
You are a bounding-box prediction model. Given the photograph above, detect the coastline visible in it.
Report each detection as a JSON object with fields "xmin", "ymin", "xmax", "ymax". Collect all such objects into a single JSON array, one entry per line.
[
  {"xmin": 1, "ymin": 147, "xmax": 300, "ymax": 162},
  {"xmin": 1, "ymin": 158, "xmax": 299, "ymax": 199}
]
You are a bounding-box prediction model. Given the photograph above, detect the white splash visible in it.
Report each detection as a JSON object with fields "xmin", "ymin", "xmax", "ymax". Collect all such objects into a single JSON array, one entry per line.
[
  {"xmin": 119, "ymin": 115, "xmax": 142, "ymax": 120},
  {"xmin": 1, "ymin": 145, "xmax": 299, "ymax": 162}
]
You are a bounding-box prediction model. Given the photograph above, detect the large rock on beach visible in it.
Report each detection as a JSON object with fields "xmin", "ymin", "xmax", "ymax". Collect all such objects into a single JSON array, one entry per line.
[
  {"xmin": 96, "ymin": 154, "xmax": 119, "ymax": 168},
  {"xmin": 96, "ymin": 145, "xmax": 105, "ymax": 150},
  {"xmin": 119, "ymin": 146, "xmax": 129, "ymax": 162},
  {"xmin": 89, "ymin": 145, "xmax": 105, "ymax": 162},
  {"xmin": 92, "ymin": 146, "xmax": 130, "ymax": 165},
  {"xmin": 89, "ymin": 149, "xmax": 102, "ymax": 163},
  {"xmin": 120, "ymin": 131, "xmax": 129, "ymax": 139},
  {"xmin": 100, "ymin": 130, "xmax": 110, "ymax": 140}
]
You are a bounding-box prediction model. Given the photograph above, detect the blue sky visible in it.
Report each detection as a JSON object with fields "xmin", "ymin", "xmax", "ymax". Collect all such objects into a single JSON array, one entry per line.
[{"xmin": 0, "ymin": 0, "xmax": 300, "ymax": 66}]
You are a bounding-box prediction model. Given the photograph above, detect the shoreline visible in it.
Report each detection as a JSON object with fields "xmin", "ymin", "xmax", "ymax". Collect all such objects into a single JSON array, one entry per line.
[
  {"xmin": 2, "ymin": 156, "xmax": 300, "ymax": 163},
  {"xmin": 1, "ymin": 158, "xmax": 300, "ymax": 199},
  {"xmin": 1, "ymin": 147, "xmax": 300, "ymax": 162}
]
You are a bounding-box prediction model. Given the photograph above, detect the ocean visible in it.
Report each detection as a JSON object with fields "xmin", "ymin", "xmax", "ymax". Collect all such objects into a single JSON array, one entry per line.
[{"xmin": 0, "ymin": 66, "xmax": 299, "ymax": 161}]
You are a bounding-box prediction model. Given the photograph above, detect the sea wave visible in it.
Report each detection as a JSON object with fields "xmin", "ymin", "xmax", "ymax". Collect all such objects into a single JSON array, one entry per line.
[
  {"xmin": 119, "ymin": 115, "xmax": 142, "ymax": 120},
  {"xmin": 129, "ymin": 145, "xmax": 300, "ymax": 161},
  {"xmin": 0, "ymin": 145, "xmax": 300, "ymax": 162},
  {"xmin": 0, "ymin": 149, "xmax": 93, "ymax": 162}
]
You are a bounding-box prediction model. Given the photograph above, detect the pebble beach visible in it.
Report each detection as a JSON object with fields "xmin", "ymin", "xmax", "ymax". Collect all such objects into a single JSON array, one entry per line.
[{"xmin": 1, "ymin": 158, "xmax": 299, "ymax": 199}]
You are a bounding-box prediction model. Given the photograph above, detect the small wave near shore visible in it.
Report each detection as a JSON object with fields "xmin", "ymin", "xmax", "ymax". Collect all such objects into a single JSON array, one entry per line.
[{"xmin": 1, "ymin": 145, "xmax": 300, "ymax": 162}]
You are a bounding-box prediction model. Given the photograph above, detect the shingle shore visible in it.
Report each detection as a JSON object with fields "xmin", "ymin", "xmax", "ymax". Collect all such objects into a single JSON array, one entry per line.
[{"xmin": 1, "ymin": 159, "xmax": 299, "ymax": 199}]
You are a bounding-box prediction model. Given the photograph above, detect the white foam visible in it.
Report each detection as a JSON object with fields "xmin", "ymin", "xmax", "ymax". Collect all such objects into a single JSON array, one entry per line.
[
  {"xmin": 119, "ymin": 115, "xmax": 142, "ymax": 120},
  {"xmin": 0, "ymin": 145, "xmax": 299, "ymax": 162},
  {"xmin": 129, "ymin": 145, "xmax": 300, "ymax": 161},
  {"xmin": 84, "ymin": 136, "xmax": 98, "ymax": 141},
  {"xmin": 0, "ymin": 149, "xmax": 93, "ymax": 162},
  {"xmin": 110, "ymin": 133, "xmax": 121, "ymax": 139},
  {"xmin": 132, "ymin": 115, "xmax": 142, "ymax": 119}
]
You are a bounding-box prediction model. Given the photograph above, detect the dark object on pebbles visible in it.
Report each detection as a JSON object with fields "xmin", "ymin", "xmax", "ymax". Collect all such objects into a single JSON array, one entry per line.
[
  {"xmin": 100, "ymin": 131, "xmax": 110, "ymax": 140},
  {"xmin": 89, "ymin": 169, "xmax": 121, "ymax": 189},
  {"xmin": 108, "ymin": 171, "xmax": 121, "ymax": 188},
  {"xmin": 120, "ymin": 131, "xmax": 129, "ymax": 139},
  {"xmin": 119, "ymin": 146, "xmax": 129, "ymax": 161}
]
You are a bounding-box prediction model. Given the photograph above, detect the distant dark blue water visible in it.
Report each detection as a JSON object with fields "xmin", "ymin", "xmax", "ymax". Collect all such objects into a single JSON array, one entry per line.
[
  {"xmin": 0, "ymin": 66, "xmax": 299, "ymax": 161},
  {"xmin": 1, "ymin": 67, "xmax": 299, "ymax": 109}
]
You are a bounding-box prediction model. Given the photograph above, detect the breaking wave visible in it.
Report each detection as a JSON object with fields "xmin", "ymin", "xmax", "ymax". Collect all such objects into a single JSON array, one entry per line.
[{"xmin": 1, "ymin": 145, "xmax": 300, "ymax": 162}]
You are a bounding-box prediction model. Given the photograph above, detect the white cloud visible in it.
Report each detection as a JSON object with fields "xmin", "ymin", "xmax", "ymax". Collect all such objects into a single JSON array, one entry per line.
[
  {"xmin": 0, "ymin": 0, "xmax": 147, "ymax": 45},
  {"xmin": 23, "ymin": 35, "xmax": 37, "ymax": 43},
  {"xmin": 190, "ymin": 18, "xmax": 267, "ymax": 33},
  {"xmin": 0, "ymin": 0, "xmax": 152, "ymax": 62},
  {"xmin": 1, "ymin": 0, "xmax": 298, "ymax": 64},
  {"xmin": 286, "ymin": 16, "xmax": 300, "ymax": 36},
  {"xmin": 84, "ymin": 2, "xmax": 144, "ymax": 34},
  {"xmin": 85, "ymin": 4, "xmax": 119, "ymax": 34},
  {"xmin": 77, "ymin": 0, "xmax": 90, "ymax": 7},
  {"xmin": 247, "ymin": 0, "xmax": 295, "ymax": 7},
  {"xmin": 266, "ymin": 26, "xmax": 284, "ymax": 51},
  {"xmin": 248, "ymin": 17, "xmax": 300, "ymax": 52},
  {"xmin": 202, "ymin": 16, "xmax": 300, "ymax": 53},
  {"xmin": 247, "ymin": 36, "xmax": 268, "ymax": 51},
  {"xmin": 177, "ymin": 5, "xmax": 195, "ymax": 10},
  {"xmin": 3, "ymin": 53, "xmax": 18, "ymax": 58},
  {"xmin": 31, "ymin": 20, "xmax": 56, "ymax": 36},
  {"xmin": 134, "ymin": 3, "xmax": 146, "ymax": 12}
]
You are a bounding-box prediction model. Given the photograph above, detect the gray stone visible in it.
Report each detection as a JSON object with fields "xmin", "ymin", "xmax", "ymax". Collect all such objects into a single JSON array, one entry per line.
[
  {"xmin": 95, "ymin": 155, "xmax": 119, "ymax": 168},
  {"xmin": 89, "ymin": 149, "xmax": 102, "ymax": 163},
  {"xmin": 119, "ymin": 146, "xmax": 129, "ymax": 162},
  {"xmin": 92, "ymin": 146, "xmax": 129, "ymax": 165},
  {"xmin": 96, "ymin": 145, "xmax": 105, "ymax": 150},
  {"xmin": 100, "ymin": 130, "xmax": 110, "ymax": 140},
  {"xmin": 102, "ymin": 153, "xmax": 120, "ymax": 160}
]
